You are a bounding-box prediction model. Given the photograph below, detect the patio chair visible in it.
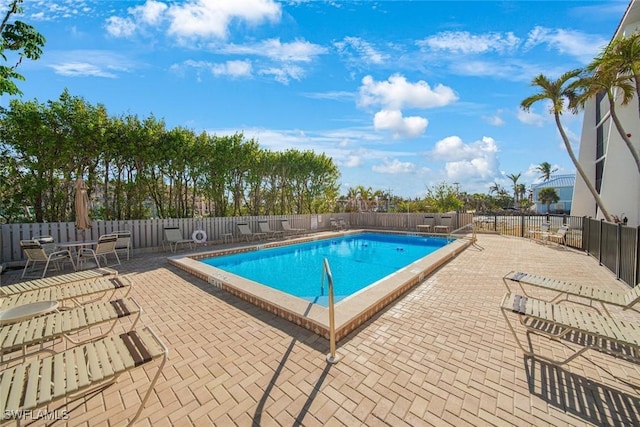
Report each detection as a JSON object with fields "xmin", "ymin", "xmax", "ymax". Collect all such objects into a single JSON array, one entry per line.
[
  {"xmin": 280, "ymin": 219, "xmax": 305, "ymax": 236},
  {"xmin": 112, "ymin": 230, "xmax": 132, "ymax": 260},
  {"xmin": 20, "ymin": 240, "xmax": 76, "ymax": 279},
  {"xmin": 543, "ymin": 224, "xmax": 569, "ymax": 246},
  {"xmin": 0, "ymin": 326, "xmax": 167, "ymax": 427},
  {"xmin": 258, "ymin": 220, "xmax": 284, "ymax": 239},
  {"xmin": 0, "ymin": 268, "xmax": 117, "ymax": 298},
  {"xmin": 1, "ymin": 297, "xmax": 142, "ymax": 362},
  {"xmin": 500, "ymin": 292, "xmax": 640, "ymax": 366},
  {"xmin": 434, "ymin": 215, "xmax": 452, "ymax": 233},
  {"xmin": 0, "ymin": 276, "xmax": 132, "ymax": 310},
  {"xmin": 32, "ymin": 235, "xmax": 57, "ymax": 254},
  {"xmin": 162, "ymin": 226, "xmax": 194, "ymax": 252},
  {"xmin": 416, "ymin": 215, "xmax": 435, "ymax": 233},
  {"xmin": 330, "ymin": 218, "xmax": 344, "ymax": 231},
  {"xmin": 237, "ymin": 223, "xmax": 266, "ymax": 242},
  {"xmin": 77, "ymin": 234, "xmax": 120, "ymax": 268},
  {"xmin": 503, "ymin": 270, "xmax": 640, "ymax": 316}
]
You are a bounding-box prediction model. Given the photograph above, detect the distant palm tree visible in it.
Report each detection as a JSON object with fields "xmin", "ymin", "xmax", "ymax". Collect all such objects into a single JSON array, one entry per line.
[
  {"xmin": 489, "ymin": 182, "xmax": 503, "ymax": 195},
  {"xmin": 538, "ymin": 187, "xmax": 559, "ymax": 213},
  {"xmin": 580, "ymin": 33, "xmax": 640, "ymax": 175},
  {"xmin": 521, "ymin": 71, "xmax": 613, "ymax": 222},
  {"xmin": 536, "ymin": 162, "xmax": 557, "ymax": 182},
  {"xmin": 506, "ymin": 173, "xmax": 521, "ymax": 208}
]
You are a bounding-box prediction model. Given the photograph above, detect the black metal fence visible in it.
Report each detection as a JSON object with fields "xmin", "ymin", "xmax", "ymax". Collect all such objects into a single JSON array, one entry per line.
[{"xmin": 475, "ymin": 214, "xmax": 640, "ymax": 288}]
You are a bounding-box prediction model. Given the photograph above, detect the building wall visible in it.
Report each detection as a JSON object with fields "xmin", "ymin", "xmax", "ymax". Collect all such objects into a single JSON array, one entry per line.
[{"xmin": 572, "ymin": 2, "xmax": 640, "ymax": 226}]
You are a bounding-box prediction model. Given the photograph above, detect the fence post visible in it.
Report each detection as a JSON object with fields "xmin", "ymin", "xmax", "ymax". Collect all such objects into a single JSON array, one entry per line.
[
  {"xmin": 635, "ymin": 226, "xmax": 640, "ymax": 287},
  {"xmin": 599, "ymin": 219, "xmax": 604, "ymax": 266},
  {"xmin": 616, "ymin": 223, "xmax": 622, "ymax": 280}
]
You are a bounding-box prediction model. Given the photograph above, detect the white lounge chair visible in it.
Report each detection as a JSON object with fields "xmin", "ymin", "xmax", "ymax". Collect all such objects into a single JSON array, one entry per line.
[
  {"xmin": 280, "ymin": 219, "xmax": 305, "ymax": 236},
  {"xmin": 20, "ymin": 240, "xmax": 76, "ymax": 279},
  {"xmin": 112, "ymin": 230, "xmax": 132, "ymax": 260},
  {"xmin": 501, "ymin": 292, "xmax": 640, "ymax": 366},
  {"xmin": 0, "ymin": 276, "xmax": 132, "ymax": 310},
  {"xmin": 237, "ymin": 223, "xmax": 266, "ymax": 242},
  {"xmin": 503, "ymin": 270, "xmax": 640, "ymax": 316},
  {"xmin": 416, "ymin": 216, "xmax": 435, "ymax": 233},
  {"xmin": 434, "ymin": 215, "xmax": 452, "ymax": 233},
  {"xmin": 1, "ymin": 297, "xmax": 142, "ymax": 362},
  {"xmin": 543, "ymin": 225, "xmax": 569, "ymax": 246},
  {"xmin": 0, "ymin": 268, "xmax": 117, "ymax": 298},
  {"xmin": 0, "ymin": 326, "xmax": 167, "ymax": 427},
  {"xmin": 258, "ymin": 220, "xmax": 284, "ymax": 239},
  {"xmin": 162, "ymin": 227, "xmax": 194, "ymax": 252}
]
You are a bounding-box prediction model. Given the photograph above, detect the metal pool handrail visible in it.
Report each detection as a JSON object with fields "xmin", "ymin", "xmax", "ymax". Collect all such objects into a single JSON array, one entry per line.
[{"xmin": 323, "ymin": 257, "xmax": 340, "ymax": 364}]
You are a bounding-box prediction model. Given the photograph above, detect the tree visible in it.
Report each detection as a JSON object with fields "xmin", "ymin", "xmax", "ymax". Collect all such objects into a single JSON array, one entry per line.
[
  {"xmin": 506, "ymin": 173, "xmax": 521, "ymax": 208},
  {"xmin": 538, "ymin": 187, "xmax": 559, "ymax": 213},
  {"xmin": 521, "ymin": 71, "xmax": 613, "ymax": 222},
  {"xmin": 424, "ymin": 182, "xmax": 463, "ymax": 213},
  {"xmin": 580, "ymin": 40, "xmax": 640, "ymax": 175},
  {"xmin": 0, "ymin": 0, "xmax": 46, "ymax": 96},
  {"xmin": 536, "ymin": 162, "xmax": 557, "ymax": 182}
]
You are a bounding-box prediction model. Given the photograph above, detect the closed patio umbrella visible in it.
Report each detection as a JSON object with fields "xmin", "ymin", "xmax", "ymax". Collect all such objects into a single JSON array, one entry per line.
[{"xmin": 74, "ymin": 176, "xmax": 91, "ymax": 240}]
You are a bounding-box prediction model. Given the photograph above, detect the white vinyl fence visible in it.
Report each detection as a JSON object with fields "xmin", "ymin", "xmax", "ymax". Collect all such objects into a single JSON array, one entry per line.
[{"xmin": 0, "ymin": 213, "xmax": 472, "ymax": 265}]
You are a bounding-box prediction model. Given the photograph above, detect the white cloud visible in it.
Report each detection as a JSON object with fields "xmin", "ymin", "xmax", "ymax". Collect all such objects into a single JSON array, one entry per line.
[
  {"xmin": 105, "ymin": 16, "xmax": 136, "ymax": 38},
  {"xmin": 358, "ymin": 74, "xmax": 458, "ymax": 110},
  {"xmin": 431, "ymin": 136, "xmax": 501, "ymax": 182},
  {"xmin": 105, "ymin": 0, "xmax": 281, "ymax": 40},
  {"xmin": 49, "ymin": 62, "xmax": 117, "ymax": 78},
  {"xmin": 372, "ymin": 158, "xmax": 416, "ymax": 174},
  {"xmin": 166, "ymin": 0, "xmax": 281, "ymax": 40},
  {"xmin": 219, "ymin": 38, "xmax": 328, "ymax": 62},
  {"xmin": 131, "ymin": 0, "xmax": 168, "ymax": 25},
  {"xmin": 46, "ymin": 50, "xmax": 135, "ymax": 78},
  {"xmin": 517, "ymin": 107, "xmax": 547, "ymax": 127},
  {"xmin": 524, "ymin": 26, "xmax": 608, "ymax": 63},
  {"xmin": 212, "ymin": 60, "xmax": 253, "ymax": 77},
  {"xmin": 418, "ymin": 31, "xmax": 520, "ymax": 54},
  {"xmin": 334, "ymin": 36, "xmax": 387, "ymax": 65},
  {"xmin": 258, "ymin": 64, "xmax": 305, "ymax": 84},
  {"xmin": 373, "ymin": 110, "xmax": 428, "ymax": 139},
  {"xmin": 484, "ymin": 113, "xmax": 505, "ymax": 126}
]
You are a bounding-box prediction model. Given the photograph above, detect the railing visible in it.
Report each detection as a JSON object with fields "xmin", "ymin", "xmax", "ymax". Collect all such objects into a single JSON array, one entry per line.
[
  {"xmin": 474, "ymin": 213, "xmax": 640, "ymax": 288},
  {"xmin": 322, "ymin": 258, "xmax": 339, "ymax": 364}
]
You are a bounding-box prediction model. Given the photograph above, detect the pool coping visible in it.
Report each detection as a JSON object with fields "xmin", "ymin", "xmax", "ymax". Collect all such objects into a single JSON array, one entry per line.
[{"xmin": 168, "ymin": 229, "xmax": 474, "ymax": 341}]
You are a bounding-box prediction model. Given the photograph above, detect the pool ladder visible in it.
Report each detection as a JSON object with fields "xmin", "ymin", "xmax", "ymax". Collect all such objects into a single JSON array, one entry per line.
[{"xmin": 322, "ymin": 258, "xmax": 340, "ymax": 364}]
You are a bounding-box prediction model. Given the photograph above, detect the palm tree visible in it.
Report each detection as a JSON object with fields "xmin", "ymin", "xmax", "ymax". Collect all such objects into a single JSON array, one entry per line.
[
  {"xmin": 538, "ymin": 187, "xmax": 559, "ymax": 213},
  {"xmin": 521, "ymin": 71, "xmax": 613, "ymax": 222},
  {"xmin": 506, "ymin": 173, "xmax": 521, "ymax": 208},
  {"xmin": 536, "ymin": 162, "xmax": 557, "ymax": 182},
  {"xmin": 581, "ymin": 36, "xmax": 640, "ymax": 175},
  {"xmin": 589, "ymin": 32, "xmax": 640, "ymax": 118}
]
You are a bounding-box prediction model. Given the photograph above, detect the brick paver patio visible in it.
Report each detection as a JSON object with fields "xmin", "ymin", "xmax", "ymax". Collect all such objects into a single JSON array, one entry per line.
[{"xmin": 2, "ymin": 233, "xmax": 639, "ymax": 426}]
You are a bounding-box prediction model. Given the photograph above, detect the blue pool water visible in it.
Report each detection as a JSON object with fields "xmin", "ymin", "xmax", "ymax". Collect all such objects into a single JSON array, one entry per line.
[{"xmin": 201, "ymin": 233, "xmax": 451, "ymax": 306}]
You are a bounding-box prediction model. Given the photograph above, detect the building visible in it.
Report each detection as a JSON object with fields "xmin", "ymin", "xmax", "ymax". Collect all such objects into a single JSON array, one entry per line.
[
  {"xmin": 531, "ymin": 174, "xmax": 575, "ymax": 214},
  {"xmin": 572, "ymin": 0, "xmax": 640, "ymax": 226}
]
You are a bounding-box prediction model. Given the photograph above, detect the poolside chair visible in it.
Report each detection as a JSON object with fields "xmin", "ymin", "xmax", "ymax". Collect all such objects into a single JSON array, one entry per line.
[
  {"xmin": 20, "ymin": 240, "xmax": 76, "ymax": 279},
  {"xmin": 280, "ymin": 219, "xmax": 305, "ymax": 236},
  {"xmin": 0, "ymin": 268, "xmax": 117, "ymax": 298},
  {"xmin": 434, "ymin": 215, "xmax": 452, "ymax": 233},
  {"xmin": 1, "ymin": 297, "xmax": 141, "ymax": 362},
  {"xmin": 112, "ymin": 230, "xmax": 132, "ymax": 260},
  {"xmin": 77, "ymin": 234, "xmax": 120, "ymax": 268},
  {"xmin": 500, "ymin": 292, "xmax": 640, "ymax": 366},
  {"xmin": 32, "ymin": 235, "xmax": 57, "ymax": 254},
  {"xmin": 162, "ymin": 226, "xmax": 194, "ymax": 252},
  {"xmin": 0, "ymin": 276, "xmax": 132, "ymax": 310},
  {"xmin": 543, "ymin": 224, "xmax": 569, "ymax": 246},
  {"xmin": 417, "ymin": 216, "xmax": 435, "ymax": 232},
  {"xmin": 503, "ymin": 270, "xmax": 640, "ymax": 316},
  {"xmin": 237, "ymin": 223, "xmax": 266, "ymax": 242},
  {"xmin": 258, "ymin": 220, "xmax": 284, "ymax": 239},
  {"xmin": 330, "ymin": 218, "xmax": 344, "ymax": 231},
  {"xmin": 0, "ymin": 326, "xmax": 167, "ymax": 427}
]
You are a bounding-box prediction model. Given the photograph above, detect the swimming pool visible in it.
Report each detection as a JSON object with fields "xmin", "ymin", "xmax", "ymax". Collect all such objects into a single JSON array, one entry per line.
[
  {"xmin": 169, "ymin": 230, "xmax": 473, "ymax": 341},
  {"xmin": 200, "ymin": 233, "xmax": 450, "ymax": 306}
]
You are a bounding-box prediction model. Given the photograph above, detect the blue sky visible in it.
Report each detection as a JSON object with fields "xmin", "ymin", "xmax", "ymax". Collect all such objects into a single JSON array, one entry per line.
[{"xmin": 5, "ymin": 0, "xmax": 629, "ymax": 197}]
